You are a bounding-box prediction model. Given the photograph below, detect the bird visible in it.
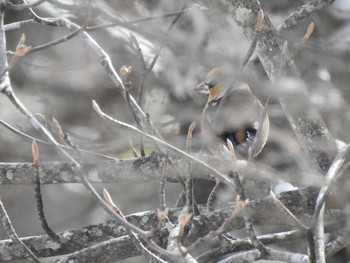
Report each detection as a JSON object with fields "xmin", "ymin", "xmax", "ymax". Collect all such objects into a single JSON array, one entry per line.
[{"xmin": 196, "ymin": 67, "xmax": 269, "ymax": 159}]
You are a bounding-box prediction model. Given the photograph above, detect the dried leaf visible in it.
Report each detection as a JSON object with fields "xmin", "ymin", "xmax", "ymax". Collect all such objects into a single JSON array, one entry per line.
[{"xmin": 15, "ymin": 33, "xmax": 31, "ymax": 57}]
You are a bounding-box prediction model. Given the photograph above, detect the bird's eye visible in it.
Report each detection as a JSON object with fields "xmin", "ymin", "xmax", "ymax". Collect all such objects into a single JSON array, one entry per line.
[{"xmin": 205, "ymin": 80, "xmax": 218, "ymax": 89}]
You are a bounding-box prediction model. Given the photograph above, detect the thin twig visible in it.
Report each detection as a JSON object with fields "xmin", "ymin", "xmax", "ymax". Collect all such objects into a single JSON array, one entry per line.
[
  {"xmin": 242, "ymin": 9, "xmax": 264, "ymax": 68},
  {"xmin": 159, "ymin": 155, "xmax": 168, "ymax": 212},
  {"xmin": 306, "ymin": 228, "xmax": 316, "ymax": 262},
  {"xmin": 185, "ymin": 122, "xmax": 196, "ymax": 214},
  {"xmin": 216, "ymin": 197, "xmax": 245, "ymax": 236},
  {"xmin": 3, "ymin": 9, "xmax": 189, "ymax": 33},
  {"xmin": 27, "ymin": 27, "xmax": 83, "ymax": 54},
  {"xmin": 0, "ymin": 199, "xmax": 41, "ymax": 262},
  {"xmin": 277, "ymin": 0, "xmax": 335, "ymax": 33},
  {"xmin": 123, "ymin": 71, "xmax": 147, "ymax": 157},
  {"xmin": 32, "ymin": 141, "xmax": 61, "ymax": 243},
  {"xmin": 314, "ymin": 205, "xmax": 326, "ymax": 263},
  {"xmin": 270, "ymin": 190, "xmax": 308, "ymax": 231},
  {"xmin": 128, "ymin": 138, "xmax": 139, "ymax": 157},
  {"xmin": 196, "ymin": 230, "xmax": 304, "ymax": 262},
  {"xmin": 167, "ymin": 213, "xmax": 195, "ymax": 261},
  {"xmin": 207, "ymin": 178, "xmax": 220, "ymax": 212},
  {"xmin": 312, "ymin": 145, "xmax": 350, "ymax": 225},
  {"xmin": 137, "ymin": 3, "xmax": 186, "ymax": 105},
  {"xmin": 4, "ymin": 19, "xmax": 37, "ymax": 31},
  {"xmin": 87, "ymin": 9, "xmax": 188, "ymax": 32},
  {"xmin": 7, "ymin": 0, "xmax": 47, "ymax": 10},
  {"xmin": 129, "ymin": 33, "xmax": 148, "ymax": 105},
  {"xmin": 0, "ymin": 119, "xmax": 118, "ymax": 161},
  {"xmin": 226, "ymin": 140, "xmax": 268, "ymax": 256}
]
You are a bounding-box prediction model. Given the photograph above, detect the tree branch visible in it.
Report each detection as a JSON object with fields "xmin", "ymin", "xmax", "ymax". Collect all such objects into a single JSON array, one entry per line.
[{"xmin": 0, "ymin": 187, "xmax": 323, "ymax": 261}]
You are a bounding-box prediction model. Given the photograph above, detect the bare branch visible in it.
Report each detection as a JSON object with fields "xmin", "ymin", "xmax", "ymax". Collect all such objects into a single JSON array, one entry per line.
[
  {"xmin": 277, "ymin": 0, "xmax": 335, "ymax": 33},
  {"xmin": 7, "ymin": 0, "xmax": 48, "ymax": 11},
  {"xmin": 314, "ymin": 205, "xmax": 326, "ymax": 263},
  {"xmin": 159, "ymin": 155, "xmax": 168, "ymax": 212},
  {"xmin": 32, "ymin": 141, "xmax": 61, "ymax": 243},
  {"xmin": 0, "ymin": 200, "xmax": 40, "ymax": 262},
  {"xmin": 0, "ymin": 188, "xmax": 326, "ymax": 261}
]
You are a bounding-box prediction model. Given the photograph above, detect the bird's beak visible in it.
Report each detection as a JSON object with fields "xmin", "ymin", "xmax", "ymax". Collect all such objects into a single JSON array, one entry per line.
[{"xmin": 195, "ymin": 81, "xmax": 209, "ymax": 94}]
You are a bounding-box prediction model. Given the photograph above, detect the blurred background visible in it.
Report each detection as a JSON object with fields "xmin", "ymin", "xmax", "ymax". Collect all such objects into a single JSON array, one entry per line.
[{"xmin": 0, "ymin": 0, "xmax": 350, "ymax": 262}]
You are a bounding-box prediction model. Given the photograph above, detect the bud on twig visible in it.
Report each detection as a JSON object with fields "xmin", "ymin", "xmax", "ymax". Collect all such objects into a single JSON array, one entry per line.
[
  {"xmin": 304, "ymin": 22, "xmax": 315, "ymax": 40},
  {"xmin": 187, "ymin": 122, "xmax": 196, "ymax": 139},
  {"xmin": 32, "ymin": 140, "xmax": 40, "ymax": 167},
  {"xmin": 92, "ymin": 100, "xmax": 108, "ymax": 121},
  {"xmin": 120, "ymin": 65, "xmax": 132, "ymax": 79},
  {"xmin": 255, "ymin": 9, "xmax": 264, "ymax": 32},
  {"xmin": 103, "ymin": 188, "xmax": 119, "ymax": 213},
  {"xmin": 15, "ymin": 34, "xmax": 31, "ymax": 57}
]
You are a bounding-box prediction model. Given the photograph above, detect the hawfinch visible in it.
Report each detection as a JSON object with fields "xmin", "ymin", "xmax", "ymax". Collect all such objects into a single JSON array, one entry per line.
[{"xmin": 196, "ymin": 68, "xmax": 269, "ymax": 159}]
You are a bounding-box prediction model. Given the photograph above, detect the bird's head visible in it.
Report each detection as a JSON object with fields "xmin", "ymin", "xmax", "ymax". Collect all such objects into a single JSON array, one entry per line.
[{"xmin": 195, "ymin": 67, "xmax": 227, "ymax": 101}]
